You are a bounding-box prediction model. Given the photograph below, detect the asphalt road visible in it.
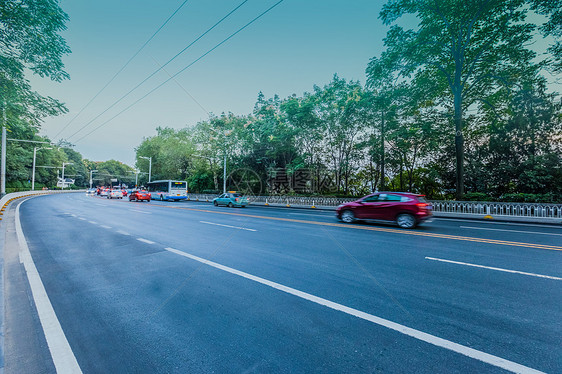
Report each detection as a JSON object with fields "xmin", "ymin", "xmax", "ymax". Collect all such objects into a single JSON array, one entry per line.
[{"xmin": 2, "ymin": 193, "xmax": 561, "ymax": 373}]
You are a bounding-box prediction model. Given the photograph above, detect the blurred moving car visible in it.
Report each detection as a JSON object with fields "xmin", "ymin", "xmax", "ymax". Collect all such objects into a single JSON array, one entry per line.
[
  {"xmin": 213, "ymin": 192, "xmax": 249, "ymax": 208},
  {"xmin": 108, "ymin": 189, "xmax": 123, "ymax": 199},
  {"xmin": 336, "ymin": 192, "xmax": 432, "ymax": 229},
  {"xmin": 129, "ymin": 190, "xmax": 151, "ymax": 202},
  {"xmin": 86, "ymin": 188, "xmax": 96, "ymax": 196},
  {"xmin": 99, "ymin": 188, "xmax": 109, "ymax": 197},
  {"xmin": 121, "ymin": 189, "xmax": 128, "ymax": 197}
]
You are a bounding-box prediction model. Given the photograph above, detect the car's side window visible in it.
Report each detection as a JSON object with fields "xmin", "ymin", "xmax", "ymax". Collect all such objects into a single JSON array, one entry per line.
[
  {"xmin": 363, "ymin": 195, "xmax": 379, "ymax": 202},
  {"xmin": 386, "ymin": 194, "xmax": 402, "ymax": 202},
  {"xmin": 377, "ymin": 194, "xmax": 388, "ymax": 201}
]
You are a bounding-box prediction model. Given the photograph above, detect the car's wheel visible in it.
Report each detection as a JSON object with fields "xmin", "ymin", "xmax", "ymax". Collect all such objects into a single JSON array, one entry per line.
[
  {"xmin": 214, "ymin": 201, "xmax": 218, "ymax": 206},
  {"xmin": 396, "ymin": 213, "xmax": 416, "ymax": 229},
  {"xmin": 228, "ymin": 202, "xmax": 233, "ymax": 208},
  {"xmin": 341, "ymin": 210, "xmax": 355, "ymax": 223},
  {"xmin": 160, "ymin": 195, "xmax": 164, "ymax": 201},
  {"xmin": 147, "ymin": 199, "xmax": 151, "ymax": 202}
]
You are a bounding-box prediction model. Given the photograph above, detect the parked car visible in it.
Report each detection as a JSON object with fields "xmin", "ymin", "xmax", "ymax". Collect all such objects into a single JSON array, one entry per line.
[
  {"xmin": 129, "ymin": 190, "xmax": 151, "ymax": 202},
  {"xmin": 213, "ymin": 192, "xmax": 249, "ymax": 207},
  {"xmin": 108, "ymin": 189, "xmax": 123, "ymax": 199},
  {"xmin": 336, "ymin": 192, "xmax": 432, "ymax": 229}
]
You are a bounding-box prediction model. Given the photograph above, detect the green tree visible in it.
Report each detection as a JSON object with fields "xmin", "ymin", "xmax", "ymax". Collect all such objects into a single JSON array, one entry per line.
[
  {"xmin": 94, "ymin": 160, "xmax": 134, "ymax": 187},
  {"xmin": 372, "ymin": 0, "xmax": 538, "ymax": 199},
  {"xmin": 1, "ymin": 0, "xmax": 70, "ymax": 188},
  {"xmin": 313, "ymin": 75, "xmax": 372, "ymax": 194},
  {"xmin": 530, "ymin": 0, "xmax": 562, "ymax": 73}
]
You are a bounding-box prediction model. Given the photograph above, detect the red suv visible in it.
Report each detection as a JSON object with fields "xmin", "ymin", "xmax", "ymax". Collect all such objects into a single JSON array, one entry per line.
[{"xmin": 336, "ymin": 192, "xmax": 432, "ymax": 228}]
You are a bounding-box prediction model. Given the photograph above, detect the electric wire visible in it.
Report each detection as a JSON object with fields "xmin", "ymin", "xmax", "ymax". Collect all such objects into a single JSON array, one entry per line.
[
  {"xmin": 65, "ymin": 0, "xmax": 249, "ymax": 142},
  {"xmin": 73, "ymin": 0, "xmax": 285, "ymax": 144},
  {"xmin": 54, "ymin": 0, "xmax": 192, "ymax": 140}
]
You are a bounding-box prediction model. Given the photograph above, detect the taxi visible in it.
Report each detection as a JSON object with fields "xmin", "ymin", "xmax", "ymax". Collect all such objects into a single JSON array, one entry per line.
[{"xmin": 213, "ymin": 191, "xmax": 249, "ymax": 208}]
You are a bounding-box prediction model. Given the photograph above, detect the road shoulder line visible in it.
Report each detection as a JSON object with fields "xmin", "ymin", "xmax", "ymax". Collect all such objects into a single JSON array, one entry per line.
[{"xmin": 15, "ymin": 201, "xmax": 82, "ymax": 374}]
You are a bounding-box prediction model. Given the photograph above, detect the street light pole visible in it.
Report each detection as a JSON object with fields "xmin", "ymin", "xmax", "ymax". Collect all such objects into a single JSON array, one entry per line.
[
  {"xmin": 1, "ymin": 101, "xmax": 6, "ymax": 197},
  {"xmin": 32, "ymin": 147, "xmax": 52, "ymax": 191},
  {"xmin": 223, "ymin": 152, "xmax": 226, "ymax": 193},
  {"xmin": 61, "ymin": 162, "xmax": 73, "ymax": 190},
  {"xmin": 89, "ymin": 169, "xmax": 98, "ymax": 189},
  {"xmin": 140, "ymin": 156, "xmax": 152, "ymax": 183}
]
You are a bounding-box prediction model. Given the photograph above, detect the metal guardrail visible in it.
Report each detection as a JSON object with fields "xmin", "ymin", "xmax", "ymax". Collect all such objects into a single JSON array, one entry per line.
[
  {"xmin": 185, "ymin": 193, "xmax": 562, "ymax": 218},
  {"xmin": 430, "ymin": 201, "xmax": 562, "ymax": 218}
]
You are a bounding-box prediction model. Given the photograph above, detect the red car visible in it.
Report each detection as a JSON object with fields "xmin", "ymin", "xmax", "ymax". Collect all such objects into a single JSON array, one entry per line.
[
  {"xmin": 129, "ymin": 190, "xmax": 151, "ymax": 202},
  {"xmin": 336, "ymin": 192, "xmax": 432, "ymax": 229}
]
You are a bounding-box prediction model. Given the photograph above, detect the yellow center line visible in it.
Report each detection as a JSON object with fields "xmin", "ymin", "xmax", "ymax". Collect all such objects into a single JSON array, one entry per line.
[{"xmin": 146, "ymin": 203, "xmax": 562, "ymax": 251}]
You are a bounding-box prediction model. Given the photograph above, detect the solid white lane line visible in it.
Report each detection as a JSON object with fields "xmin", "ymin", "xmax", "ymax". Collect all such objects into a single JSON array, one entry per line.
[
  {"xmin": 100, "ymin": 225, "xmax": 112, "ymax": 229},
  {"xmin": 128, "ymin": 209, "xmax": 151, "ymax": 214},
  {"xmin": 78, "ymin": 217, "xmax": 86, "ymax": 221},
  {"xmin": 137, "ymin": 238, "xmax": 156, "ymax": 245},
  {"xmin": 199, "ymin": 221, "xmax": 256, "ymax": 232},
  {"xmin": 88, "ymin": 221, "xmax": 98, "ymax": 225},
  {"xmin": 15, "ymin": 202, "xmax": 83, "ymax": 373},
  {"xmin": 164, "ymin": 247, "xmax": 543, "ymax": 374},
  {"xmin": 425, "ymin": 257, "xmax": 562, "ymax": 281},
  {"xmin": 459, "ymin": 226, "xmax": 562, "ymax": 236},
  {"xmin": 117, "ymin": 230, "xmax": 130, "ymax": 236}
]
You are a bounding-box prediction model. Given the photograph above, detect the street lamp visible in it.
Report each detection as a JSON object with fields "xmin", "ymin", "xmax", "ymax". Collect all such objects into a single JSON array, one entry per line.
[
  {"xmin": 61, "ymin": 162, "xmax": 73, "ymax": 190},
  {"xmin": 127, "ymin": 170, "xmax": 141, "ymax": 188},
  {"xmin": 139, "ymin": 156, "xmax": 152, "ymax": 183},
  {"xmin": 89, "ymin": 169, "xmax": 98, "ymax": 189},
  {"xmin": 32, "ymin": 147, "xmax": 52, "ymax": 190}
]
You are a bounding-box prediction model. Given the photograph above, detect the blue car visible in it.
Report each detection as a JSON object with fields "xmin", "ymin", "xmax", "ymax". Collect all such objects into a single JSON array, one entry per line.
[{"xmin": 213, "ymin": 192, "xmax": 249, "ymax": 208}]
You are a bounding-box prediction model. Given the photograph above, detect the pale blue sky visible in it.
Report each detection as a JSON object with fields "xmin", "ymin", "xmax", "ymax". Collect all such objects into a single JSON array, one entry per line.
[
  {"xmin": 32, "ymin": 0, "xmax": 386, "ymax": 166},
  {"xmin": 31, "ymin": 0, "xmax": 557, "ymax": 167}
]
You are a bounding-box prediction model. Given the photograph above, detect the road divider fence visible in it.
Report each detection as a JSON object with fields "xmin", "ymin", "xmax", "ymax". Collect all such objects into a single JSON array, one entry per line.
[{"xmin": 185, "ymin": 193, "xmax": 562, "ymax": 220}]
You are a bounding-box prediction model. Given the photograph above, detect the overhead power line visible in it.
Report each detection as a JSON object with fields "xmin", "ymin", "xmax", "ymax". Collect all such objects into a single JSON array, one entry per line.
[
  {"xmin": 54, "ymin": 0, "xmax": 192, "ymax": 140},
  {"xmin": 65, "ymin": 0, "xmax": 249, "ymax": 142},
  {"xmin": 73, "ymin": 0, "xmax": 285, "ymax": 144}
]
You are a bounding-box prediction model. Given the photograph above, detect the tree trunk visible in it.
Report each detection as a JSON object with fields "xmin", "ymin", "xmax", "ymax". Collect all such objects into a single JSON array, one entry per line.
[
  {"xmin": 454, "ymin": 88, "xmax": 464, "ymax": 199},
  {"xmin": 380, "ymin": 110, "xmax": 385, "ymax": 191}
]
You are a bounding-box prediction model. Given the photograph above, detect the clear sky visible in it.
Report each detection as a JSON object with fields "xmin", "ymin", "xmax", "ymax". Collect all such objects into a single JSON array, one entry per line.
[{"xmin": 30, "ymin": 0, "xmax": 387, "ymax": 167}]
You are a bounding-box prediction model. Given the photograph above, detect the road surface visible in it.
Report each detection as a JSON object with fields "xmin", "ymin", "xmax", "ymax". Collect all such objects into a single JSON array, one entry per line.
[{"xmin": 2, "ymin": 193, "xmax": 560, "ymax": 373}]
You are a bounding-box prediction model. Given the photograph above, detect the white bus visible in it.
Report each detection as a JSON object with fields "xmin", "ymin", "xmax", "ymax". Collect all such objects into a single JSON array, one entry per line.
[{"xmin": 146, "ymin": 180, "xmax": 188, "ymax": 201}]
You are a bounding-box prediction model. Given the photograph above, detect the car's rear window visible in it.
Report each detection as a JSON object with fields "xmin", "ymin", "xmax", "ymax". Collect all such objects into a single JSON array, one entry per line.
[
  {"xmin": 232, "ymin": 193, "xmax": 242, "ymax": 197},
  {"xmin": 417, "ymin": 196, "xmax": 428, "ymax": 203}
]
